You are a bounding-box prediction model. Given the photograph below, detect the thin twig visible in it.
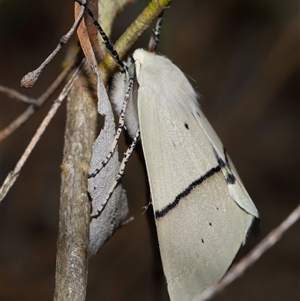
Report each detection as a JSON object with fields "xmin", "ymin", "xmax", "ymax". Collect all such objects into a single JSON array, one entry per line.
[
  {"xmin": 193, "ymin": 204, "xmax": 300, "ymax": 301},
  {"xmin": 0, "ymin": 56, "xmax": 79, "ymax": 142},
  {"xmin": 20, "ymin": 6, "xmax": 85, "ymax": 88},
  {"xmin": 54, "ymin": 67, "xmax": 96, "ymax": 301},
  {"xmin": 0, "ymin": 85, "xmax": 37, "ymax": 105},
  {"xmin": 0, "ymin": 64, "xmax": 82, "ymax": 202}
]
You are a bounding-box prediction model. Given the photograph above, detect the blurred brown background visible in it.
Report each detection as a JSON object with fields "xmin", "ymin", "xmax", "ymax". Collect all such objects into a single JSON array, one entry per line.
[{"xmin": 0, "ymin": 0, "xmax": 299, "ymax": 300}]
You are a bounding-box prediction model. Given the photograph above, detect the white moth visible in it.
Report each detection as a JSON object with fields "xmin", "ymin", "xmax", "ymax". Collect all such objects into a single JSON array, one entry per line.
[
  {"xmin": 75, "ymin": 1, "xmax": 259, "ymax": 299},
  {"xmin": 111, "ymin": 49, "xmax": 259, "ymax": 301}
]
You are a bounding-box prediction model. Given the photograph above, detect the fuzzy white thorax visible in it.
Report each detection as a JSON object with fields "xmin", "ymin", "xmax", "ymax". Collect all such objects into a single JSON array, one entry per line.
[{"xmin": 111, "ymin": 49, "xmax": 200, "ymax": 138}]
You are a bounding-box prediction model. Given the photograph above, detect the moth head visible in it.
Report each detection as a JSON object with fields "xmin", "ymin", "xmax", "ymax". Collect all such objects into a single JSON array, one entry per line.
[{"xmin": 132, "ymin": 48, "xmax": 150, "ymax": 78}]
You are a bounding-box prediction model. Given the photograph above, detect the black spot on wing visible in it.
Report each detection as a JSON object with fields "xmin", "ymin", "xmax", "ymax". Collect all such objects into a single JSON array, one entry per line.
[
  {"xmin": 212, "ymin": 145, "xmax": 236, "ymax": 185},
  {"xmin": 184, "ymin": 123, "xmax": 189, "ymax": 130},
  {"xmin": 226, "ymin": 173, "xmax": 236, "ymax": 184},
  {"xmin": 155, "ymin": 164, "xmax": 222, "ymax": 219}
]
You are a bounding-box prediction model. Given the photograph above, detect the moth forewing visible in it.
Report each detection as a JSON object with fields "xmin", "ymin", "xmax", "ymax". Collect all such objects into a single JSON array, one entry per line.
[{"xmin": 128, "ymin": 48, "xmax": 258, "ymax": 300}]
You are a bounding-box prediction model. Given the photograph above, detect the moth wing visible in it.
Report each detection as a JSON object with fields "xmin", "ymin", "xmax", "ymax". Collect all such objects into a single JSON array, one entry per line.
[{"xmin": 138, "ymin": 89, "xmax": 255, "ymax": 301}]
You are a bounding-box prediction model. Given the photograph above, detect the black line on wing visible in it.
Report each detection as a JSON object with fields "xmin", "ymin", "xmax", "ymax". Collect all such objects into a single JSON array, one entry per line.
[{"xmin": 155, "ymin": 165, "xmax": 221, "ymax": 219}]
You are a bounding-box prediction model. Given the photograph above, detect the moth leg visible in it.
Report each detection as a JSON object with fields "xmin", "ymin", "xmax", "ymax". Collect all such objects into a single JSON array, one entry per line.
[
  {"xmin": 88, "ymin": 77, "xmax": 134, "ymax": 178},
  {"xmin": 91, "ymin": 129, "xmax": 140, "ymax": 219},
  {"xmin": 148, "ymin": 12, "xmax": 164, "ymax": 52}
]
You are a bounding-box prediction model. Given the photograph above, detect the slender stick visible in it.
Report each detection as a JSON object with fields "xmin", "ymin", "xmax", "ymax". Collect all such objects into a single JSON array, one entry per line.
[
  {"xmin": 54, "ymin": 69, "xmax": 97, "ymax": 301},
  {"xmin": 20, "ymin": 6, "xmax": 85, "ymax": 88}
]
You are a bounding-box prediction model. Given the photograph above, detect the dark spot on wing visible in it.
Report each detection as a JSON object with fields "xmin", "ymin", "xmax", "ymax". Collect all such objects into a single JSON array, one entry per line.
[{"xmin": 226, "ymin": 173, "xmax": 236, "ymax": 184}]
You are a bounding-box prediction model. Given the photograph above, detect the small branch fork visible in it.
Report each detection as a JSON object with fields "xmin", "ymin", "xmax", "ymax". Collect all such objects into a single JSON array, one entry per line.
[
  {"xmin": 0, "ymin": 56, "xmax": 79, "ymax": 141},
  {"xmin": 0, "ymin": 62, "xmax": 83, "ymax": 202}
]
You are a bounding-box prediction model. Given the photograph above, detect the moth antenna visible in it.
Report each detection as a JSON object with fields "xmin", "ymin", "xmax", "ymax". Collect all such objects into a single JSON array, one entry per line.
[
  {"xmin": 88, "ymin": 77, "xmax": 134, "ymax": 178},
  {"xmin": 148, "ymin": 12, "xmax": 164, "ymax": 52},
  {"xmin": 91, "ymin": 129, "xmax": 140, "ymax": 219},
  {"xmin": 74, "ymin": 0, "xmax": 127, "ymax": 73}
]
